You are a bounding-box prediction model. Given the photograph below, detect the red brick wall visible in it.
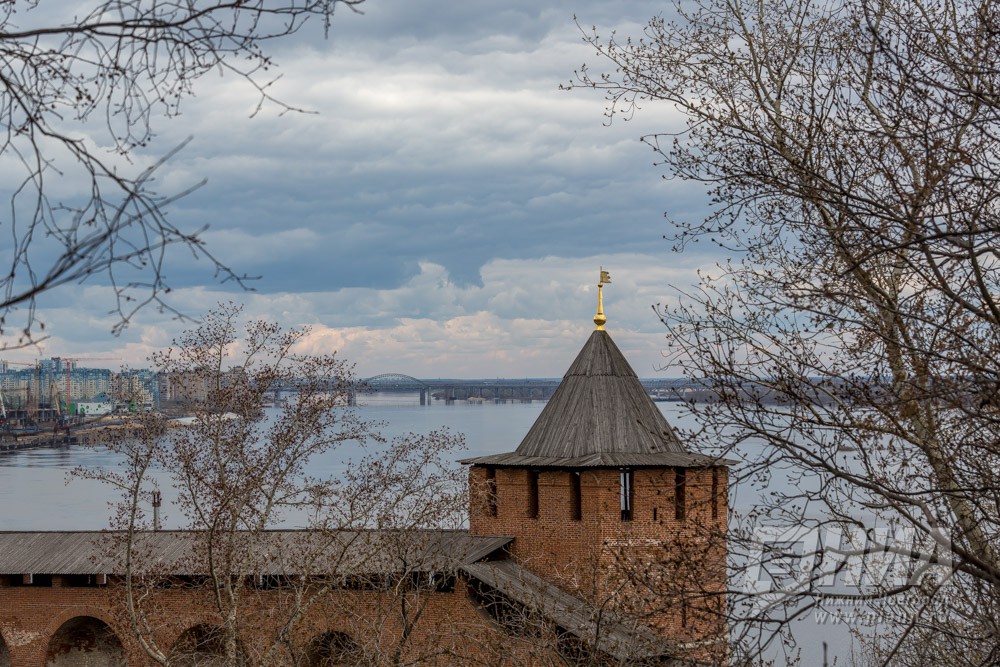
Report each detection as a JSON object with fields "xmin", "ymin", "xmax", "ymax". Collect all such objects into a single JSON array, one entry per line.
[
  {"xmin": 469, "ymin": 464, "xmax": 729, "ymax": 663},
  {"xmin": 0, "ymin": 465, "xmax": 730, "ymax": 666},
  {"xmin": 0, "ymin": 578, "xmax": 547, "ymax": 666}
]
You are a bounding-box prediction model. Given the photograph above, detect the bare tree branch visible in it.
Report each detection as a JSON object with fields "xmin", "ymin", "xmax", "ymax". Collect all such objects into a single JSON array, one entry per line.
[
  {"xmin": 571, "ymin": 0, "xmax": 1000, "ymax": 662},
  {"xmin": 0, "ymin": 0, "xmax": 366, "ymax": 347}
]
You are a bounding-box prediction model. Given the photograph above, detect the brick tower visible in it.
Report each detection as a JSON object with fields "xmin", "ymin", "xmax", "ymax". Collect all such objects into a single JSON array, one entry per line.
[{"xmin": 463, "ymin": 271, "xmax": 730, "ymax": 663}]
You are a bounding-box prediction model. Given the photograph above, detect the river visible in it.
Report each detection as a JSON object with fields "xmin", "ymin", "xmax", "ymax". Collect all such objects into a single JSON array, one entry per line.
[{"xmin": 0, "ymin": 395, "xmax": 557, "ymax": 531}]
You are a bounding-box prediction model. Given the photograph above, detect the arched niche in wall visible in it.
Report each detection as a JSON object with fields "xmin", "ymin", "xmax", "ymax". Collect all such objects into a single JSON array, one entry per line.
[{"xmin": 46, "ymin": 616, "xmax": 125, "ymax": 667}]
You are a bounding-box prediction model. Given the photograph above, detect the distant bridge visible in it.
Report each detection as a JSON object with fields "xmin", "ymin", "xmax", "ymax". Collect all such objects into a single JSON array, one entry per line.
[
  {"xmin": 359, "ymin": 374, "xmax": 431, "ymax": 405},
  {"xmin": 358, "ymin": 375, "xmax": 560, "ymax": 404},
  {"xmin": 358, "ymin": 375, "xmax": 709, "ymax": 405},
  {"xmin": 422, "ymin": 379, "xmax": 560, "ymax": 402}
]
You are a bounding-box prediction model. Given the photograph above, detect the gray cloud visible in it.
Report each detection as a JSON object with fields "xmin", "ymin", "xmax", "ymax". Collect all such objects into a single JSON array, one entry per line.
[{"xmin": 0, "ymin": 1, "xmax": 722, "ymax": 376}]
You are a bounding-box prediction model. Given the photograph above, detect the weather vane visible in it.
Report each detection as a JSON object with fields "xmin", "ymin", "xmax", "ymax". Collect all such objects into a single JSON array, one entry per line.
[{"xmin": 594, "ymin": 268, "xmax": 611, "ymax": 330}]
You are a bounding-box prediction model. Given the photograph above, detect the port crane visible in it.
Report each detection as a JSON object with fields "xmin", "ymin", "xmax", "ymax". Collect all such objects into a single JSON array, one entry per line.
[
  {"xmin": 0, "ymin": 357, "xmax": 120, "ymax": 422},
  {"xmin": 51, "ymin": 357, "xmax": 120, "ymax": 415}
]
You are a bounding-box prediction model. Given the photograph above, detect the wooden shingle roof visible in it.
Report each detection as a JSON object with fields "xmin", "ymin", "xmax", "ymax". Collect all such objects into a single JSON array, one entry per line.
[
  {"xmin": 463, "ymin": 559, "xmax": 699, "ymax": 664},
  {"xmin": 0, "ymin": 530, "xmax": 512, "ymax": 576},
  {"xmin": 463, "ymin": 330, "xmax": 728, "ymax": 469}
]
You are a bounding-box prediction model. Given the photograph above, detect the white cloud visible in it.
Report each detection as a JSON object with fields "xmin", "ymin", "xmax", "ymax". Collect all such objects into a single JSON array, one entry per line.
[{"xmin": 14, "ymin": 252, "xmax": 704, "ymax": 377}]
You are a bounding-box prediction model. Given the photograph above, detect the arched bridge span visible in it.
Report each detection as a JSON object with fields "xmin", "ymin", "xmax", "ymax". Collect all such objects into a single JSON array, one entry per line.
[
  {"xmin": 362, "ymin": 374, "xmax": 429, "ymax": 391},
  {"xmin": 360, "ymin": 374, "xmax": 430, "ymax": 405}
]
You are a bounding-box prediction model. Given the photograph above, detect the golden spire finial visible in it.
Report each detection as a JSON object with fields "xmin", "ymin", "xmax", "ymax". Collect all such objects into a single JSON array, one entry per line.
[{"xmin": 594, "ymin": 268, "xmax": 611, "ymax": 330}]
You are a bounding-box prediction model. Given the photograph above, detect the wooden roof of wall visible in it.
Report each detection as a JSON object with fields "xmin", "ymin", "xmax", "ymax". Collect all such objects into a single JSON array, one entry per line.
[
  {"xmin": 0, "ymin": 530, "xmax": 512, "ymax": 576},
  {"xmin": 463, "ymin": 559, "xmax": 694, "ymax": 663}
]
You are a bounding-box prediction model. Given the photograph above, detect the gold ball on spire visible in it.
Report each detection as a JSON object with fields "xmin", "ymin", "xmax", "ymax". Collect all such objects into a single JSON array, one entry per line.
[{"xmin": 594, "ymin": 269, "xmax": 611, "ymax": 331}]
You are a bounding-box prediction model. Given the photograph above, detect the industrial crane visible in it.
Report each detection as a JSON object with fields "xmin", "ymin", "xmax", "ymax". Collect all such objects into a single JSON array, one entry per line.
[{"xmin": 52, "ymin": 357, "xmax": 120, "ymax": 415}]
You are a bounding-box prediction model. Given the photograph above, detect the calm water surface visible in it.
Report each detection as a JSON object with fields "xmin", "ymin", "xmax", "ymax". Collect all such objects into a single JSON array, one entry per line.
[
  {"xmin": 0, "ymin": 396, "xmax": 577, "ymax": 530},
  {"xmin": 0, "ymin": 397, "xmax": 771, "ymax": 530}
]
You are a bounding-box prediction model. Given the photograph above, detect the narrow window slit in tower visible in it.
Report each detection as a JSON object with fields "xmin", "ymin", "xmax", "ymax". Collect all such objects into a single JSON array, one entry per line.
[
  {"xmin": 711, "ymin": 467, "xmax": 719, "ymax": 521},
  {"xmin": 620, "ymin": 470, "xmax": 633, "ymax": 521},
  {"xmin": 527, "ymin": 470, "xmax": 539, "ymax": 519},
  {"xmin": 485, "ymin": 467, "xmax": 498, "ymax": 517},
  {"xmin": 675, "ymin": 467, "xmax": 686, "ymax": 522},
  {"xmin": 570, "ymin": 472, "xmax": 582, "ymax": 520}
]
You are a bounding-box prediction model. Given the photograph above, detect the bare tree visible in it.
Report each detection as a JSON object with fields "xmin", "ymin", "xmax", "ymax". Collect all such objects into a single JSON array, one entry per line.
[
  {"xmin": 0, "ymin": 0, "xmax": 363, "ymax": 346},
  {"xmin": 81, "ymin": 303, "xmax": 469, "ymax": 665},
  {"xmin": 570, "ymin": 0, "xmax": 1000, "ymax": 662}
]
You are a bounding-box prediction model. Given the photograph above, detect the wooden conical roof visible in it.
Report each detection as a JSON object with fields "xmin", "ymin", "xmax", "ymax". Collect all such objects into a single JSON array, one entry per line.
[{"xmin": 463, "ymin": 330, "xmax": 721, "ymax": 469}]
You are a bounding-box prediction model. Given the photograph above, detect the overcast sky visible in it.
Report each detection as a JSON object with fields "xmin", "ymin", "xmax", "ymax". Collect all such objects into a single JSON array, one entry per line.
[{"xmin": 7, "ymin": 0, "xmax": 725, "ymax": 378}]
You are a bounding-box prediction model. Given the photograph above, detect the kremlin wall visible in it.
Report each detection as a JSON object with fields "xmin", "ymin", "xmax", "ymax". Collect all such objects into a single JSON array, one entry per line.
[{"xmin": 0, "ymin": 288, "xmax": 731, "ymax": 666}]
